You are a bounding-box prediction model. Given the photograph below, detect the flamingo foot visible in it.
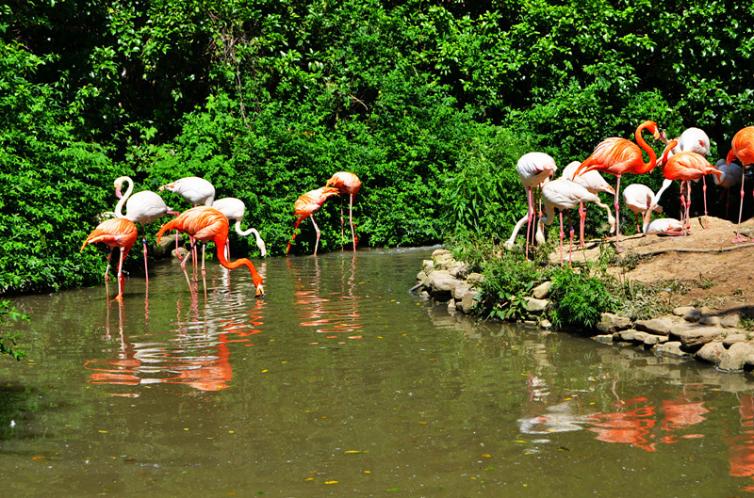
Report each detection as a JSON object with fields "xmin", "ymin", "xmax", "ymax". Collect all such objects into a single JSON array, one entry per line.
[{"xmin": 732, "ymin": 233, "xmax": 750, "ymax": 244}]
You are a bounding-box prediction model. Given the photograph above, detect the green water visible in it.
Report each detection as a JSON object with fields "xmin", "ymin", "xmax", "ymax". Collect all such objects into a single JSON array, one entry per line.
[{"xmin": 3, "ymin": 248, "xmax": 754, "ymax": 497}]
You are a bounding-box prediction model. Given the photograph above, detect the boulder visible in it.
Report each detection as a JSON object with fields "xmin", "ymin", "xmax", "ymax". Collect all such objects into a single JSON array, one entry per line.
[
  {"xmin": 592, "ymin": 334, "xmax": 615, "ymax": 345},
  {"xmin": 642, "ymin": 334, "xmax": 667, "ymax": 346},
  {"xmin": 524, "ymin": 297, "xmax": 550, "ymax": 314},
  {"xmin": 673, "ymin": 306, "xmax": 701, "ymax": 322},
  {"xmin": 422, "ymin": 259, "xmax": 434, "ymax": 273},
  {"xmin": 426, "ymin": 270, "xmax": 459, "ymax": 293},
  {"xmin": 619, "ymin": 329, "xmax": 638, "ymax": 342},
  {"xmin": 466, "ymin": 272, "xmax": 485, "ymax": 287},
  {"xmin": 634, "ymin": 316, "xmax": 680, "ymax": 336},
  {"xmin": 532, "ymin": 281, "xmax": 553, "ymax": 299},
  {"xmin": 670, "ymin": 325, "xmax": 725, "ymax": 348},
  {"xmin": 695, "ymin": 341, "xmax": 726, "ymax": 364},
  {"xmin": 460, "ymin": 290, "xmax": 479, "ymax": 314},
  {"xmin": 723, "ymin": 333, "xmax": 748, "ymax": 347},
  {"xmin": 699, "ymin": 315, "xmax": 721, "ymax": 326},
  {"xmin": 654, "ymin": 341, "xmax": 689, "ymax": 358},
  {"xmin": 596, "ymin": 313, "xmax": 633, "ymax": 333},
  {"xmin": 720, "ymin": 313, "xmax": 742, "ymax": 329},
  {"xmin": 452, "ymin": 282, "xmax": 471, "ymax": 301},
  {"xmin": 432, "ymin": 250, "xmax": 454, "ymax": 270},
  {"xmin": 539, "ymin": 319, "xmax": 553, "ymax": 330},
  {"xmin": 448, "ymin": 262, "xmax": 470, "ymax": 279},
  {"xmin": 718, "ymin": 342, "xmax": 754, "ymax": 372}
]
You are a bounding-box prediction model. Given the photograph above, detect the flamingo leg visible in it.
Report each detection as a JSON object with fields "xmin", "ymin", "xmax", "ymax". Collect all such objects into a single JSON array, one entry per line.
[
  {"xmin": 734, "ymin": 170, "xmax": 747, "ymax": 242},
  {"xmin": 613, "ymin": 175, "xmax": 622, "ymax": 242},
  {"xmin": 679, "ymin": 181, "xmax": 687, "ymax": 227},
  {"xmin": 181, "ymin": 241, "xmax": 194, "ymax": 288},
  {"xmin": 311, "ymin": 215, "xmax": 321, "ymax": 256},
  {"xmin": 524, "ymin": 187, "xmax": 534, "ymax": 259},
  {"xmin": 349, "ymin": 193, "xmax": 357, "ymax": 251},
  {"xmin": 578, "ymin": 202, "xmax": 586, "ymax": 249},
  {"xmin": 201, "ymin": 243, "xmax": 206, "ymax": 274},
  {"xmin": 702, "ymin": 176, "xmax": 708, "ymax": 217},
  {"xmin": 635, "ymin": 212, "xmax": 641, "ymax": 235},
  {"xmin": 686, "ymin": 181, "xmax": 692, "ymax": 229},
  {"xmin": 142, "ymin": 237, "xmax": 149, "ymax": 288},
  {"xmin": 115, "ymin": 246, "xmax": 127, "ymax": 302},
  {"xmin": 340, "ymin": 206, "xmax": 345, "ymax": 251},
  {"xmin": 105, "ymin": 249, "xmax": 113, "ymax": 283},
  {"xmin": 568, "ymin": 223, "xmax": 574, "ymax": 266},
  {"xmin": 559, "ymin": 211, "xmax": 564, "ymax": 265}
]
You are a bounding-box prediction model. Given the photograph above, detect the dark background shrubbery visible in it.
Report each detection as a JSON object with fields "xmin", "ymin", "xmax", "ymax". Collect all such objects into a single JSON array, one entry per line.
[{"xmin": 2, "ymin": 0, "xmax": 753, "ymax": 295}]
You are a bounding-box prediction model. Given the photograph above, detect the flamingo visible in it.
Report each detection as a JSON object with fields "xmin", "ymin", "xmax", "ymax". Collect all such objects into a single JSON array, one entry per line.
[
  {"xmin": 325, "ymin": 172, "xmax": 362, "ymax": 251},
  {"xmin": 726, "ymin": 126, "xmax": 754, "ymax": 242},
  {"xmin": 561, "ymin": 161, "xmax": 615, "ymax": 247},
  {"xmin": 573, "ymin": 120, "xmax": 665, "ymax": 241},
  {"xmin": 538, "ymin": 178, "xmax": 616, "ymax": 263},
  {"xmin": 113, "ymin": 176, "xmax": 178, "ymax": 286},
  {"xmin": 651, "ymin": 140, "xmax": 722, "ymax": 229},
  {"xmin": 159, "ymin": 176, "xmax": 216, "ymax": 270},
  {"xmin": 622, "ymin": 184, "xmax": 663, "ymax": 234},
  {"xmin": 662, "ymin": 127, "xmax": 712, "ymax": 216},
  {"xmin": 81, "ymin": 218, "xmax": 138, "ymax": 302},
  {"xmin": 212, "ymin": 197, "xmax": 267, "ymax": 258},
  {"xmin": 286, "ymin": 187, "xmax": 341, "ymax": 256},
  {"xmin": 156, "ymin": 206, "xmax": 264, "ymax": 296},
  {"xmin": 516, "ymin": 152, "xmax": 557, "ymax": 258},
  {"xmin": 713, "ymin": 158, "xmax": 742, "ymax": 218}
]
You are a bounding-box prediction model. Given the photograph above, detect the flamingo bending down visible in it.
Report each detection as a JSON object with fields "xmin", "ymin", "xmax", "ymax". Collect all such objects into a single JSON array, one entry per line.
[
  {"xmin": 640, "ymin": 205, "xmax": 684, "ymax": 236},
  {"xmin": 286, "ymin": 187, "xmax": 341, "ymax": 256},
  {"xmin": 159, "ymin": 176, "xmax": 216, "ymax": 270},
  {"xmin": 325, "ymin": 172, "xmax": 362, "ymax": 251},
  {"xmin": 81, "ymin": 218, "xmax": 138, "ymax": 302},
  {"xmin": 622, "ymin": 184, "xmax": 662, "ymax": 234},
  {"xmin": 538, "ymin": 178, "xmax": 616, "ymax": 263},
  {"xmin": 212, "ymin": 197, "xmax": 267, "ymax": 258},
  {"xmin": 726, "ymin": 126, "xmax": 754, "ymax": 242},
  {"xmin": 561, "ymin": 161, "xmax": 614, "ymax": 247},
  {"xmin": 652, "ymin": 140, "xmax": 722, "ymax": 229},
  {"xmin": 713, "ymin": 158, "xmax": 743, "ymax": 218},
  {"xmin": 573, "ymin": 120, "xmax": 664, "ymax": 241},
  {"xmin": 114, "ymin": 176, "xmax": 178, "ymax": 285},
  {"xmin": 156, "ymin": 206, "xmax": 264, "ymax": 296},
  {"xmin": 516, "ymin": 152, "xmax": 557, "ymax": 258}
]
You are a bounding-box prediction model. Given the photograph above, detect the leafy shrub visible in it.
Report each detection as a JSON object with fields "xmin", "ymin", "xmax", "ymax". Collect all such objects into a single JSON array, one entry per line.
[
  {"xmin": 549, "ymin": 267, "xmax": 618, "ymax": 330},
  {"xmin": 0, "ymin": 300, "xmax": 27, "ymax": 360},
  {"xmin": 476, "ymin": 253, "xmax": 546, "ymax": 322}
]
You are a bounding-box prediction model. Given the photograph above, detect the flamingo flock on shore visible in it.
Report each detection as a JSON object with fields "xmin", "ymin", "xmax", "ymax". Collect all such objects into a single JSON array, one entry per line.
[
  {"xmin": 506, "ymin": 123, "xmax": 754, "ymax": 262},
  {"xmin": 81, "ymin": 171, "xmax": 361, "ymax": 301}
]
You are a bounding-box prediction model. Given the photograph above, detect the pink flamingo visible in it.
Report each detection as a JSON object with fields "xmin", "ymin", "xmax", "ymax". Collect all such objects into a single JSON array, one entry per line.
[
  {"xmin": 286, "ymin": 187, "xmax": 341, "ymax": 256},
  {"xmin": 561, "ymin": 161, "xmax": 615, "ymax": 247},
  {"xmin": 81, "ymin": 218, "xmax": 138, "ymax": 302},
  {"xmin": 662, "ymin": 127, "xmax": 712, "ymax": 216},
  {"xmin": 325, "ymin": 172, "xmax": 362, "ymax": 251},
  {"xmin": 726, "ymin": 126, "xmax": 754, "ymax": 242},
  {"xmin": 516, "ymin": 152, "xmax": 557, "ymax": 258},
  {"xmin": 713, "ymin": 158, "xmax": 742, "ymax": 218}
]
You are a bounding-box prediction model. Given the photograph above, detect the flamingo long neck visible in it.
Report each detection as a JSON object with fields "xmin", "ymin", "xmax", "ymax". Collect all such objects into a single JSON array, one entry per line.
[
  {"xmin": 234, "ymin": 220, "xmax": 254, "ymax": 237},
  {"xmin": 114, "ymin": 177, "xmax": 134, "ymax": 218},
  {"xmin": 634, "ymin": 123, "xmax": 658, "ymax": 174},
  {"xmin": 214, "ymin": 236, "xmax": 264, "ymax": 288}
]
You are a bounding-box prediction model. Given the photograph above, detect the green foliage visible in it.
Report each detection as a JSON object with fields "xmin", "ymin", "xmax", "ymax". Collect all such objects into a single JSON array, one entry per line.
[
  {"xmin": 0, "ymin": 301, "xmax": 27, "ymax": 361},
  {"xmin": 549, "ymin": 267, "xmax": 618, "ymax": 331},
  {"xmin": 476, "ymin": 253, "xmax": 544, "ymax": 322}
]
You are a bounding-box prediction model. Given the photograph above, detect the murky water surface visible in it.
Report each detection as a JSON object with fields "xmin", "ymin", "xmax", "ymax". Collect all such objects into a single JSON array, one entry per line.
[{"xmin": 3, "ymin": 248, "xmax": 754, "ymax": 496}]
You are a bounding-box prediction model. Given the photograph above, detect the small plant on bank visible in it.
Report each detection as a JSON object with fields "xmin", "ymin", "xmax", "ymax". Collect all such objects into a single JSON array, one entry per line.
[
  {"xmin": 476, "ymin": 252, "xmax": 547, "ymax": 322},
  {"xmin": 549, "ymin": 266, "xmax": 618, "ymax": 330},
  {"xmin": 0, "ymin": 300, "xmax": 27, "ymax": 361}
]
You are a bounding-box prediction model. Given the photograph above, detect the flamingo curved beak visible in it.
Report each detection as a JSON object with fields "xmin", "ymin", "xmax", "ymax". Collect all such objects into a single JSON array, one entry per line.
[{"xmin": 255, "ymin": 284, "xmax": 265, "ymax": 297}]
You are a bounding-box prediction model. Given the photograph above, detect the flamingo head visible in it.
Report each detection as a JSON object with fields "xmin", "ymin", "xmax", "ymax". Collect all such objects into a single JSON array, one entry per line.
[
  {"xmin": 159, "ymin": 181, "xmax": 176, "ymax": 192},
  {"xmin": 113, "ymin": 176, "xmax": 129, "ymax": 199},
  {"xmin": 321, "ymin": 186, "xmax": 341, "ymax": 201}
]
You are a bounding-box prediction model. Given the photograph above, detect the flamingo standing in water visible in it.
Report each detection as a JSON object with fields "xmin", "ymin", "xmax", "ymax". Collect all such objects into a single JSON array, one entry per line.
[
  {"xmin": 159, "ymin": 176, "xmax": 216, "ymax": 270},
  {"xmin": 212, "ymin": 197, "xmax": 267, "ymax": 258},
  {"xmin": 156, "ymin": 206, "xmax": 264, "ymax": 296},
  {"xmin": 515, "ymin": 152, "xmax": 557, "ymax": 258},
  {"xmin": 651, "ymin": 140, "xmax": 722, "ymax": 229},
  {"xmin": 561, "ymin": 161, "xmax": 614, "ymax": 247},
  {"xmin": 113, "ymin": 176, "xmax": 178, "ymax": 286},
  {"xmin": 622, "ymin": 184, "xmax": 663, "ymax": 234},
  {"xmin": 538, "ymin": 178, "xmax": 616, "ymax": 263},
  {"xmin": 573, "ymin": 120, "xmax": 665, "ymax": 241},
  {"xmin": 713, "ymin": 158, "xmax": 742, "ymax": 218},
  {"xmin": 726, "ymin": 126, "xmax": 754, "ymax": 241},
  {"xmin": 81, "ymin": 217, "xmax": 138, "ymax": 302},
  {"xmin": 325, "ymin": 172, "xmax": 362, "ymax": 251},
  {"xmin": 286, "ymin": 186, "xmax": 341, "ymax": 256}
]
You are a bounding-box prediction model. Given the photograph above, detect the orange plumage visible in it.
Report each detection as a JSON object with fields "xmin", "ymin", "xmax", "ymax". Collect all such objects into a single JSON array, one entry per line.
[
  {"xmin": 81, "ymin": 217, "xmax": 138, "ymax": 302},
  {"xmin": 156, "ymin": 206, "xmax": 264, "ymax": 296},
  {"xmin": 286, "ymin": 187, "xmax": 340, "ymax": 255},
  {"xmin": 727, "ymin": 126, "xmax": 754, "ymax": 167}
]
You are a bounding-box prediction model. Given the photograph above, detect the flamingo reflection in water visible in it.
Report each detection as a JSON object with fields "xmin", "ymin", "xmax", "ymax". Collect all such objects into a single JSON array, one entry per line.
[
  {"xmin": 727, "ymin": 395, "xmax": 754, "ymax": 492},
  {"xmin": 289, "ymin": 255, "xmax": 363, "ymax": 340}
]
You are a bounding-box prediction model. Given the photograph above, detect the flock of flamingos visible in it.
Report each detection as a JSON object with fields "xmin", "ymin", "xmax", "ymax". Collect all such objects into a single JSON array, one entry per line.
[
  {"xmin": 81, "ymin": 171, "xmax": 362, "ymax": 301},
  {"xmin": 507, "ymin": 122, "xmax": 754, "ymax": 261},
  {"xmin": 80, "ymin": 123, "xmax": 754, "ymax": 301}
]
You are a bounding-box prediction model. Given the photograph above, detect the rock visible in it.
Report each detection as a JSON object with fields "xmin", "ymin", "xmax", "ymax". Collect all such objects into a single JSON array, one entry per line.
[
  {"xmin": 596, "ymin": 313, "xmax": 633, "ymax": 333},
  {"xmin": 654, "ymin": 341, "xmax": 689, "ymax": 358},
  {"xmin": 617, "ymin": 329, "xmax": 637, "ymax": 342},
  {"xmin": 695, "ymin": 341, "xmax": 726, "ymax": 364},
  {"xmin": 460, "ymin": 290, "xmax": 479, "ymax": 314},
  {"xmin": 593, "ymin": 334, "xmax": 615, "ymax": 345},
  {"xmin": 632, "ymin": 331, "xmax": 651, "ymax": 343},
  {"xmin": 724, "ymin": 333, "xmax": 748, "ymax": 347},
  {"xmin": 699, "ymin": 315, "xmax": 721, "ymax": 326},
  {"xmin": 447, "ymin": 300, "xmax": 457, "ymax": 314},
  {"xmin": 524, "ymin": 297, "xmax": 550, "ymax": 314},
  {"xmin": 432, "ymin": 250, "xmax": 454, "ymax": 270},
  {"xmin": 448, "ymin": 262, "xmax": 469, "ymax": 279},
  {"xmin": 171, "ymin": 246, "xmax": 189, "ymax": 259},
  {"xmin": 422, "ymin": 260, "xmax": 434, "ymax": 273},
  {"xmin": 718, "ymin": 342, "xmax": 754, "ymax": 372},
  {"xmin": 416, "ymin": 271, "xmax": 429, "ymax": 287},
  {"xmin": 419, "ymin": 290, "xmax": 430, "ymax": 301},
  {"xmin": 642, "ymin": 334, "xmax": 667, "ymax": 346},
  {"xmin": 671, "ymin": 325, "xmax": 725, "ymax": 348},
  {"xmin": 532, "ymin": 281, "xmax": 553, "ymax": 299},
  {"xmin": 721, "ymin": 313, "xmax": 742, "ymax": 329},
  {"xmin": 432, "ymin": 248, "xmax": 451, "ymax": 258},
  {"xmin": 466, "ymin": 272, "xmax": 485, "ymax": 287},
  {"xmin": 539, "ymin": 319, "xmax": 552, "ymax": 330},
  {"xmin": 673, "ymin": 306, "xmax": 701, "ymax": 322},
  {"xmin": 634, "ymin": 316, "xmax": 679, "ymax": 336},
  {"xmin": 452, "ymin": 282, "xmax": 471, "ymax": 301},
  {"xmin": 426, "ymin": 271, "xmax": 459, "ymax": 293}
]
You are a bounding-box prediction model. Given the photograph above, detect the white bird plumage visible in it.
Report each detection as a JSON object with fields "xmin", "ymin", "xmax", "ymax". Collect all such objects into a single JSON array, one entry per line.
[
  {"xmin": 212, "ymin": 197, "xmax": 267, "ymax": 257},
  {"xmin": 622, "ymin": 183, "xmax": 662, "ymax": 233},
  {"xmin": 159, "ymin": 176, "xmax": 216, "ymax": 206},
  {"xmin": 513, "ymin": 152, "xmax": 557, "ymax": 257},
  {"xmin": 114, "ymin": 176, "xmax": 176, "ymax": 224}
]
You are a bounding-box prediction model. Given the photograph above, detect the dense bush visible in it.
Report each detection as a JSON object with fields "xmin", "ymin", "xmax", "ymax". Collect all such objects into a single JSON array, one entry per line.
[
  {"xmin": 549, "ymin": 267, "xmax": 618, "ymax": 330},
  {"xmin": 0, "ymin": 300, "xmax": 27, "ymax": 360}
]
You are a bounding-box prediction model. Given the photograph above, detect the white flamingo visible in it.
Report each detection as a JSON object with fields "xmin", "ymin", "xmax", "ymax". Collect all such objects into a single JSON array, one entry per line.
[
  {"xmin": 561, "ymin": 161, "xmax": 614, "ymax": 247},
  {"xmin": 159, "ymin": 176, "xmax": 216, "ymax": 270},
  {"xmin": 713, "ymin": 158, "xmax": 742, "ymax": 218},
  {"xmin": 622, "ymin": 184, "xmax": 663, "ymax": 234},
  {"xmin": 514, "ymin": 152, "xmax": 557, "ymax": 257},
  {"xmin": 113, "ymin": 176, "xmax": 178, "ymax": 285},
  {"xmin": 538, "ymin": 178, "xmax": 616, "ymax": 263},
  {"xmin": 641, "ymin": 207, "xmax": 684, "ymax": 236},
  {"xmin": 212, "ymin": 197, "xmax": 267, "ymax": 258}
]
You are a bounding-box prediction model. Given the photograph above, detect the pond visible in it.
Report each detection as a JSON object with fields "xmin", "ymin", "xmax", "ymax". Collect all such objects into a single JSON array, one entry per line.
[{"xmin": 2, "ymin": 247, "xmax": 754, "ymax": 496}]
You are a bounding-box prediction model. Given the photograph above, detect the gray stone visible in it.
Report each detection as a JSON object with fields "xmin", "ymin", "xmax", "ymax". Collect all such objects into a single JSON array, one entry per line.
[
  {"xmin": 432, "ymin": 250, "xmax": 455, "ymax": 270},
  {"xmin": 466, "ymin": 272, "xmax": 485, "ymax": 287},
  {"xmin": 539, "ymin": 319, "xmax": 553, "ymax": 330},
  {"xmin": 695, "ymin": 341, "xmax": 726, "ymax": 364},
  {"xmin": 419, "ymin": 291, "xmax": 430, "ymax": 301},
  {"xmin": 426, "ymin": 271, "xmax": 459, "ymax": 293},
  {"xmin": 654, "ymin": 341, "xmax": 690, "ymax": 358},
  {"xmin": 724, "ymin": 333, "xmax": 748, "ymax": 347},
  {"xmin": 448, "ymin": 262, "xmax": 470, "ymax": 279},
  {"xmin": 452, "ymin": 282, "xmax": 471, "ymax": 301},
  {"xmin": 634, "ymin": 316, "xmax": 678, "ymax": 336},
  {"xmin": 460, "ymin": 290, "xmax": 479, "ymax": 314},
  {"xmin": 596, "ymin": 313, "xmax": 633, "ymax": 333},
  {"xmin": 593, "ymin": 334, "xmax": 615, "ymax": 345},
  {"xmin": 416, "ymin": 271, "xmax": 429, "ymax": 286},
  {"xmin": 718, "ymin": 342, "xmax": 754, "ymax": 372},
  {"xmin": 642, "ymin": 334, "xmax": 667, "ymax": 346},
  {"xmin": 671, "ymin": 325, "xmax": 725, "ymax": 348},
  {"xmin": 524, "ymin": 297, "xmax": 550, "ymax": 313},
  {"xmin": 431, "ymin": 248, "xmax": 451, "ymax": 258},
  {"xmin": 619, "ymin": 329, "xmax": 638, "ymax": 342},
  {"xmin": 721, "ymin": 313, "xmax": 742, "ymax": 329},
  {"xmin": 422, "ymin": 259, "xmax": 434, "ymax": 273},
  {"xmin": 699, "ymin": 315, "xmax": 721, "ymax": 326},
  {"xmin": 673, "ymin": 306, "xmax": 702, "ymax": 322},
  {"xmin": 532, "ymin": 281, "xmax": 553, "ymax": 299}
]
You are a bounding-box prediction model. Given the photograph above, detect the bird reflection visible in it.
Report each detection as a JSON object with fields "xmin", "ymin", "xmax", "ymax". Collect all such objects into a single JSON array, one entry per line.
[
  {"xmin": 728, "ymin": 395, "xmax": 754, "ymax": 492},
  {"xmin": 289, "ymin": 254, "xmax": 362, "ymax": 339}
]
